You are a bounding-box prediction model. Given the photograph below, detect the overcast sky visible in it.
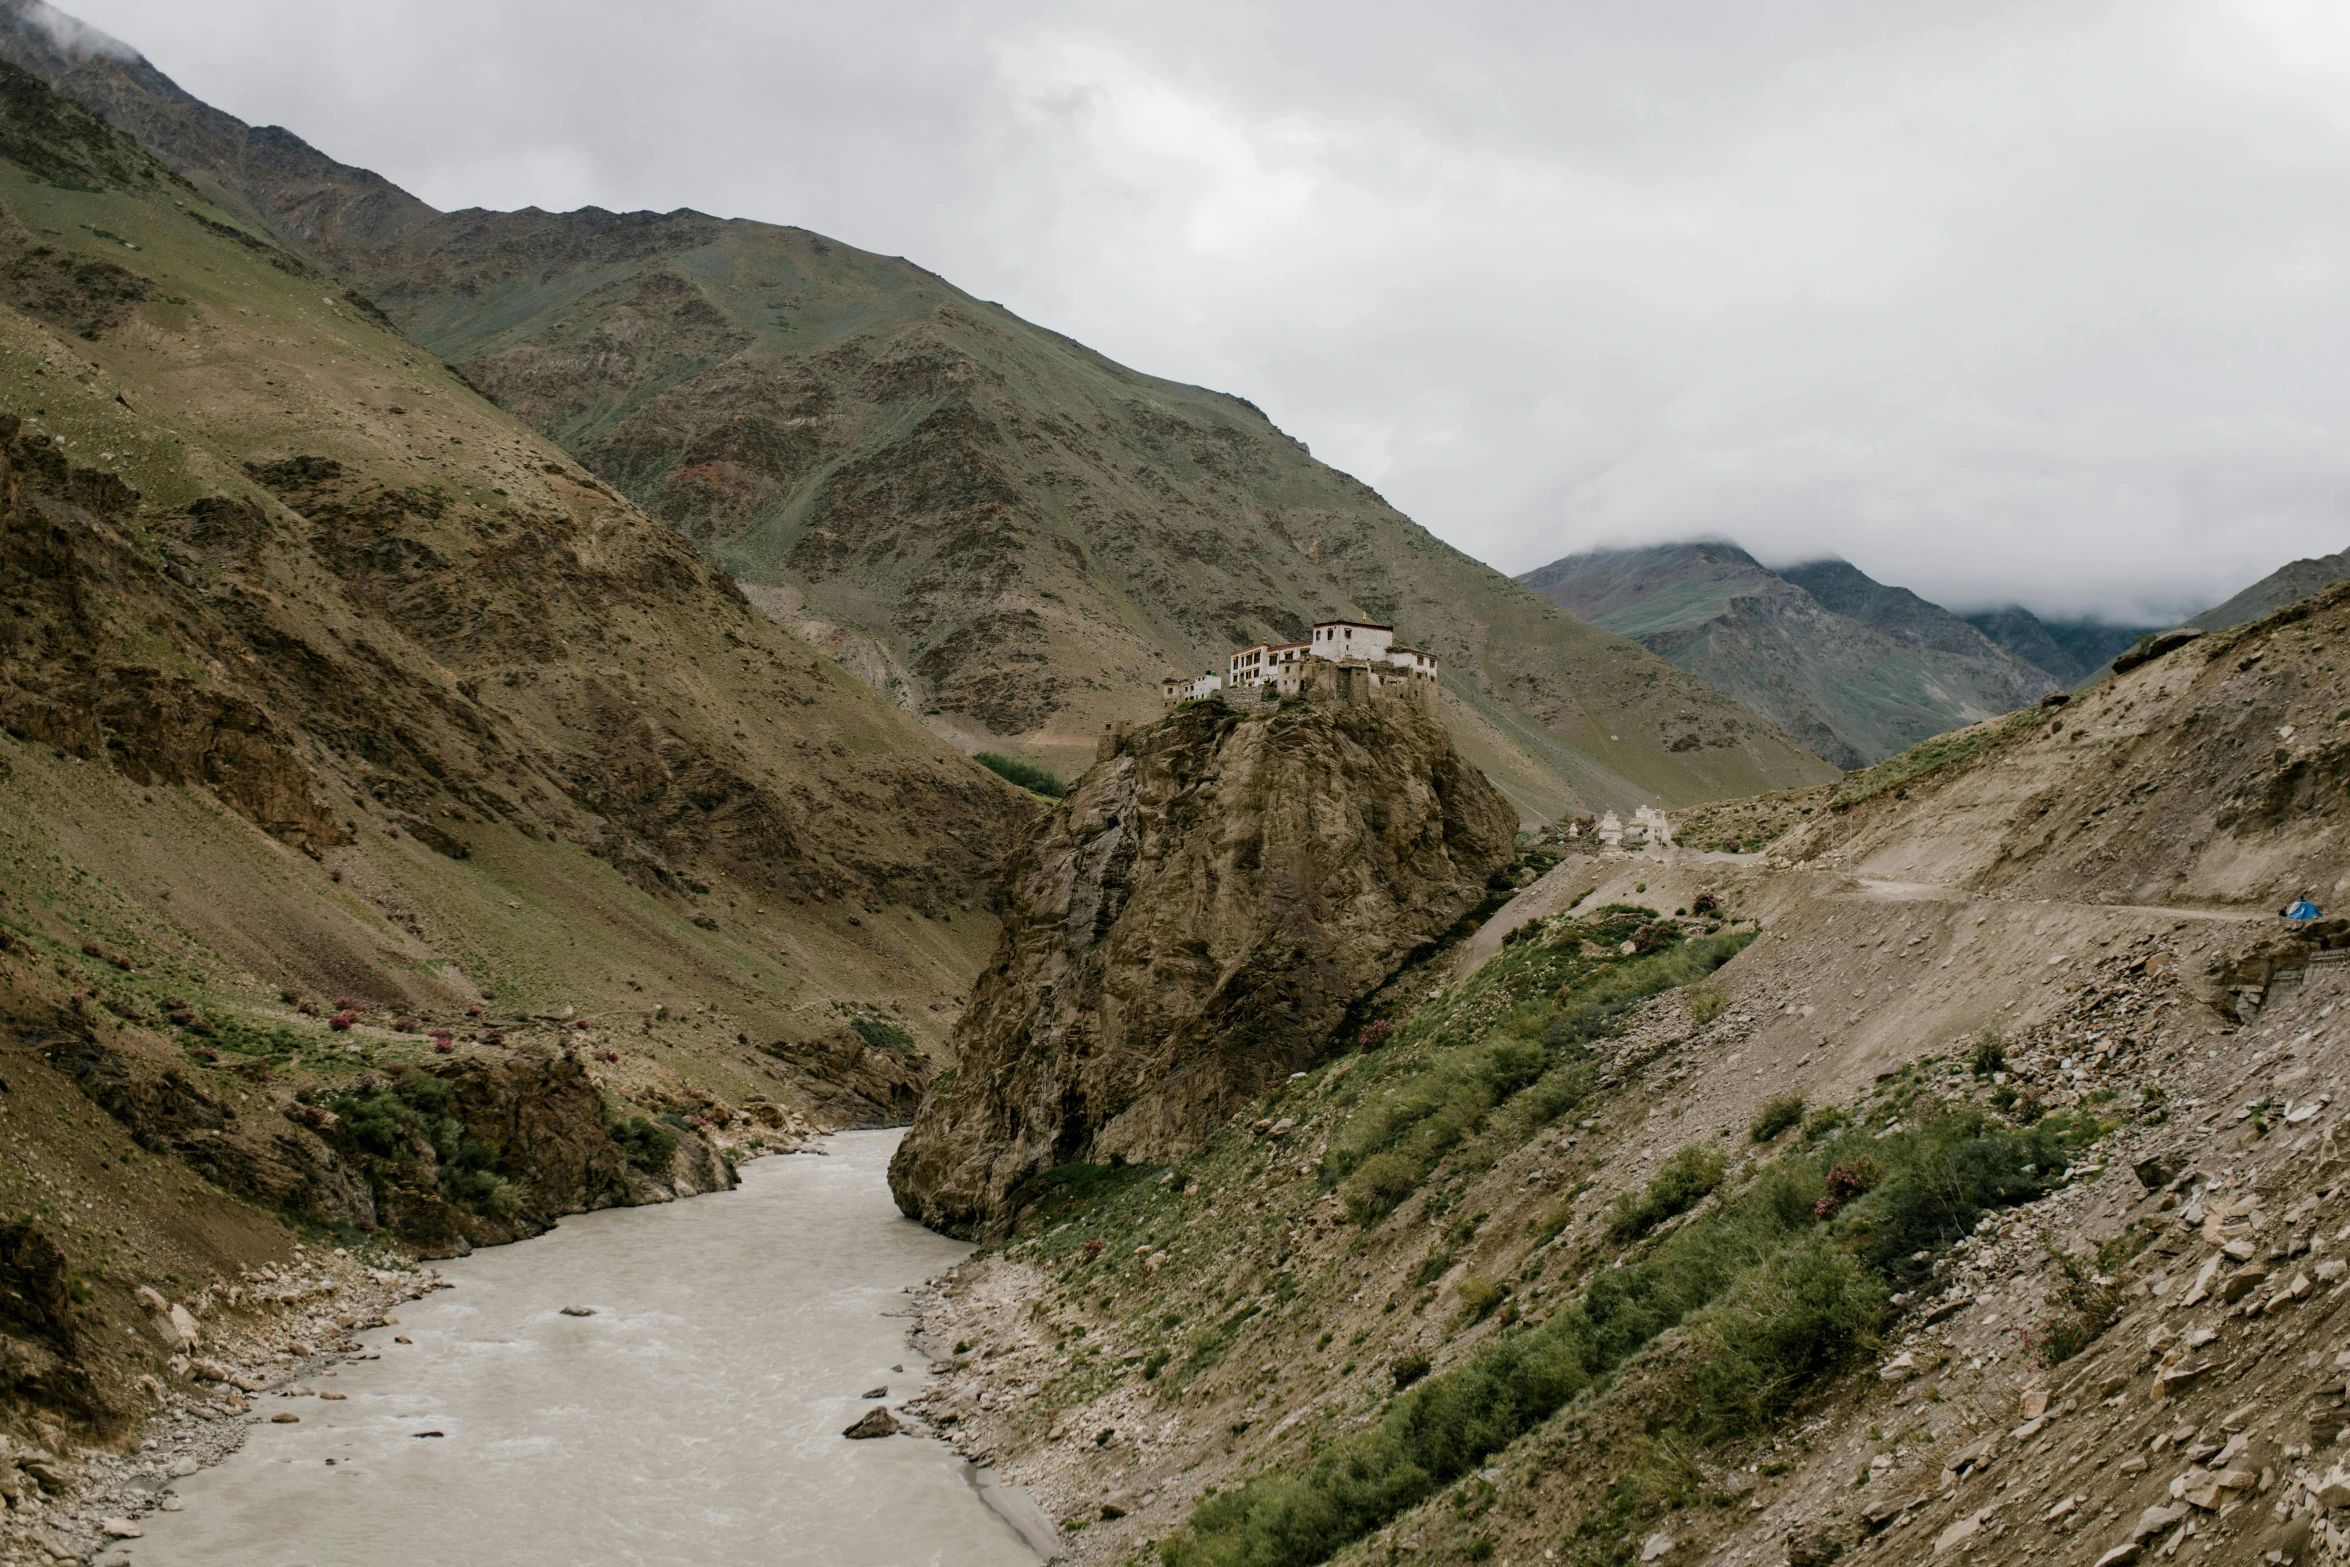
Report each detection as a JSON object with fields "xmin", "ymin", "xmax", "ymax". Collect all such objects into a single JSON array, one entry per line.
[{"xmin": 50, "ymin": 0, "xmax": 2350, "ymax": 621}]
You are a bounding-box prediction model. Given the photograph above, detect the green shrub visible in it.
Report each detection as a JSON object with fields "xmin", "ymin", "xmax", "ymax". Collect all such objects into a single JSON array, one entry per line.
[
  {"xmin": 1684, "ymin": 1235, "xmax": 1883, "ymax": 1437},
  {"xmin": 610, "ymin": 1116, "xmax": 677, "ymax": 1173},
  {"xmin": 1834, "ymin": 1110, "xmax": 2083, "ymax": 1282},
  {"xmin": 1687, "ymin": 983, "xmax": 1728, "ymax": 1025},
  {"xmin": 1750, "ymin": 1094, "xmax": 1805, "ymax": 1143},
  {"xmin": 974, "ymin": 751, "xmax": 1065, "ymax": 798},
  {"xmin": 1801, "ymin": 1105, "xmax": 1850, "ymax": 1142},
  {"xmin": 325, "ymin": 1071, "xmax": 525, "ymax": 1221},
  {"xmin": 1409, "ymin": 1246, "xmax": 1455, "ymax": 1287},
  {"xmin": 1341, "ymin": 1154, "xmax": 1424, "ymax": 1224},
  {"xmin": 1456, "ymin": 1275, "xmax": 1507, "ymax": 1323},
  {"xmin": 442, "ymin": 1166, "xmax": 522, "ymax": 1219},
  {"xmin": 332, "ymin": 1085, "xmax": 419, "ymax": 1159},
  {"xmin": 1606, "ymin": 1145, "xmax": 1726, "ymax": 1242},
  {"xmin": 848, "ymin": 1017, "xmax": 913, "ymax": 1051},
  {"xmin": 2027, "ymin": 1249, "xmax": 2120, "ymax": 1367},
  {"xmin": 1970, "ymin": 1033, "xmax": 2007, "ymax": 1078}
]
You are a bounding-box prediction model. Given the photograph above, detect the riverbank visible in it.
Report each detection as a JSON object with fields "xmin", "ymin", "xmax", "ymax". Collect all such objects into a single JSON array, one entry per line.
[{"xmin": 1, "ymin": 1248, "xmax": 436, "ymax": 1564}]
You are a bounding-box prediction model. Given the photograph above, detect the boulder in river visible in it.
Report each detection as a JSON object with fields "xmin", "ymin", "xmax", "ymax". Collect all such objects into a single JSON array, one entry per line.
[
  {"xmin": 861, "ymin": 1386, "xmax": 888, "ymax": 1399},
  {"xmin": 843, "ymin": 1406, "xmax": 901, "ymax": 1439}
]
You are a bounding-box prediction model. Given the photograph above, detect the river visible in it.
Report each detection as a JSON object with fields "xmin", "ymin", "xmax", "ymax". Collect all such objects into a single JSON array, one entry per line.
[{"xmin": 128, "ymin": 1131, "xmax": 1048, "ymax": 1566}]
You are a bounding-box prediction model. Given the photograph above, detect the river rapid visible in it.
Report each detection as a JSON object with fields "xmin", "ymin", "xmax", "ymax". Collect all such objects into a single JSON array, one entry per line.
[{"xmin": 127, "ymin": 1131, "xmax": 1045, "ymax": 1566}]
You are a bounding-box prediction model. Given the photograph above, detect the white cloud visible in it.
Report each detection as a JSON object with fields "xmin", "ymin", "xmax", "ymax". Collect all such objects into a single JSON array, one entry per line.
[
  {"xmin": 53, "ymin": 0, "xmax": 2350, "ymax": 621},
  {"xmin": 21, "ymin": 0, "xmax": 132, "ymax": 59}
]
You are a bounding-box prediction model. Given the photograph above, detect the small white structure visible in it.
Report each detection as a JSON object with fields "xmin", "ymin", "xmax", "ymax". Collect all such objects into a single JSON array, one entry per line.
[
  {"xmin": 1598, "ymin": 810, "xmax": 1625, "ymax": 847},
  {"xmin": 1312, "ymin": 619, "xmax": 1395, "ymax": 659},
  {"xmin": 1161, "ymin": 670, "xmax": 1225, "ymax": 703},
  {"xmin": 1633, "ymin": 806, "xmax": 1673, "ymax": 846}
]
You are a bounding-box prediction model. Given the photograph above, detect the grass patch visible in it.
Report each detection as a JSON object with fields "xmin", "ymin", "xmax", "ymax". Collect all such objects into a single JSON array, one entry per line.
[
  {"xmin": 848, "ymin": 1016, "xmax": 913, "ymax": 1051},
  {"xmin": 1161, "ymin": 1103, "xmax": 2104, "ymax": 1567},
  {"xmin": 1325, "ymin": 919, "xmax": 1753, "ymax": 1225},
  {"xmin": 974, "ymin": 751, "xmax": 1065, "ymax": 798},
  {"xmin": 1605, "ymin": 1145, "xmax": 1725, "ymax": 1242},
  {"xmin": 1009, "ymin": 1159, "xmax": 1160, "ymax": 1234},
  {"xmin": 1830, "ymin": 706, "xmax": 2040, "ymax": 810}
]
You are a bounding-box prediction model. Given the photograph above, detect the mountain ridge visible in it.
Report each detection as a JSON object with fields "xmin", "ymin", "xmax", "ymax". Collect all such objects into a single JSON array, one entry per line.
[
  {"xmin": 0, "ymin": 3, "xmax": 1839, "ymax": 817},
  {"xmin": 2189, "ymin": 542, "xmax": 2350, "ymax": 637}
]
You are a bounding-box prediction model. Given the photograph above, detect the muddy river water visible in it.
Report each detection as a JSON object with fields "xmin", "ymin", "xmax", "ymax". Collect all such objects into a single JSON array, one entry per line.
[{"xmin": 128, "ymin": 1131, "xmax": 1047, "ymax": 1566}]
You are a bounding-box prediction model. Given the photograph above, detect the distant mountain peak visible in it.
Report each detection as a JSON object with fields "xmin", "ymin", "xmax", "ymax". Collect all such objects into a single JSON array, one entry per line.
[{"xmin": 1521, "ymin": 543, "xmax": 2056, "ymax": 770}]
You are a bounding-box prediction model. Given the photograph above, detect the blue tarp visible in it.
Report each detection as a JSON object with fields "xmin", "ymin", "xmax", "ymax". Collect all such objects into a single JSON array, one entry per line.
[{"xmin": 2285, "ymin": 900, "xmax": 2323, "ymax": 921}]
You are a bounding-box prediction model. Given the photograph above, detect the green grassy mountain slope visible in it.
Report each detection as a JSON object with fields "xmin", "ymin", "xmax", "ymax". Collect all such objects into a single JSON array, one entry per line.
[
  {"xmin": 1518, "ymin": 543, "xmax": 2052, "ymax": 770},
  {"xmin": 0, "ymin": 5, "xmax": 1836, "ymax": 818}
]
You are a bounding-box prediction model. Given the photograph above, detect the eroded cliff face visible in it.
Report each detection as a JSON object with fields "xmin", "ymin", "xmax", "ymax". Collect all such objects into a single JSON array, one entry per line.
[{"xmin": 890, "ymin": 699, "xmax": 1516, "ymax": 1238}]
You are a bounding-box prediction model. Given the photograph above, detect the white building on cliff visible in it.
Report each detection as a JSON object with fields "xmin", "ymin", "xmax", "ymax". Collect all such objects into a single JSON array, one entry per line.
[
  {"xmin": 1163, "ymin": 618, "xmax": 1439, "ymax": 716},
  {"xmin": 1221, "ymin": 619, "xmax": 1438, "ymax": 702}
]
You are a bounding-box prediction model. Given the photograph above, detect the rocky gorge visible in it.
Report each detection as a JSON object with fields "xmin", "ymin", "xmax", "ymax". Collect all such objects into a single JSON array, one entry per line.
[{"xmin": 6, "ymin": 5, "xmax": 2350, "ymax": 1566}]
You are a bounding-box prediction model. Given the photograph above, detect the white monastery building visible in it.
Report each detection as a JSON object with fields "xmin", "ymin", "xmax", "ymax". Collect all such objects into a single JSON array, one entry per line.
[
  {"xmin": 1129, "ymin": 618, "xmax": 1442, "ymax": 753},
  {"xmin": 1155, "ymin": 617, "xmax": 1441, "ymax": 718},
  {"xmin": 1221, "ymin": 619, "xmax": 1438, "ymax": 698}
]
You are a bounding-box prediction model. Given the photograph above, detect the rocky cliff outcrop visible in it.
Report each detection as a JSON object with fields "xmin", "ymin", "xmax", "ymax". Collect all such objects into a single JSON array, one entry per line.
[
  {"xmin": 890, "ymin": 698, "xmax": 1516, "ymax": 1238},
  {"xmin": 756, "ymin": 1030, "xmax": 934, "ymax": 1128}
]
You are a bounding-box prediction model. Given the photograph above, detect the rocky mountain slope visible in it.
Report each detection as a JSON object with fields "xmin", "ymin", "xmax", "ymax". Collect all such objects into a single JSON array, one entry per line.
[
  {"xmin": 1519, "ymin": 543, "xmax": 2053, "ymax": 768},
  {"xmin": 1969, "ymin": 547, "xmax": 2350, "ymax": 688},
  {"xmin": 1963, "ymin": 606, "xmax": 2160, "ymax": 687},
  {"xmin": 2190, "ymin": 546, "xmax": 2350, "ymax": 639},
  {"xmin": 891, "ymin": 694, "xmax": 1517, "ymax": 1239},
  {"xmin": 0, "ymin": 0, "xmax": 1839, "ymax": 820},
  {"xmin": 1778, "ymin": 557, "xmax": 2024, "ymax": 662},
  {"xmin": 0, "ymin": 55, "xmax": 1036, "ymax": 1458},
  {"xmin": 879, "ymin": 579, "xmax": 2350, "ymax": 1567},
  {"xmin": 1767, "ymin": 577, "xmax": 2350, "ymax": 906}
]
